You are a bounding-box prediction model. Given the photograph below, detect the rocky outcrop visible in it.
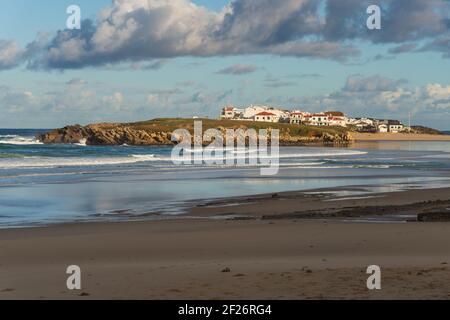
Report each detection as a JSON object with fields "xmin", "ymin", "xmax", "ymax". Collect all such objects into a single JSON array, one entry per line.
[
  {"xmin": 39, "ymin": 124, "xmax": 173, "ymax": 146},
  {"xmin": 38, "ymin": 122, "xmax": 352, "ymax": 146}
]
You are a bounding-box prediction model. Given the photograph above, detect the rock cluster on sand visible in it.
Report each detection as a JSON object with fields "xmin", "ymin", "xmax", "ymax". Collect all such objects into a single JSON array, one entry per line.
[{"xmin": 417, "ymin": 212, "xmax": 450, "ymax": 222}]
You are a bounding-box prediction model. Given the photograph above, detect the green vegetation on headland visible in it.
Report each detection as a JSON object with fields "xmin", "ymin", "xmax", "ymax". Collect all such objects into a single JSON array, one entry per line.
[
  {"xmin": 410, "ymin": 126, "xmax": 444, "ymax": 135},
  {"xmin": 38, "ymin": 118, "xmax": 351, "ymax": 146}
]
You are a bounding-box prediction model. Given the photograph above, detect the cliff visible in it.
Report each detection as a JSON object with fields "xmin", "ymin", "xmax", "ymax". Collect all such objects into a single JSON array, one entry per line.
[{"xmin": 38, "ymin": 118, "xmax": 352, "ymax": 146}]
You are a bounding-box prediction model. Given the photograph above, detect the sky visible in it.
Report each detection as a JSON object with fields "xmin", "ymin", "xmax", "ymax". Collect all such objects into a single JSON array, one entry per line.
[{"xmin": 0, "ymin": 0, "xmax": 449, "ymax": 129}]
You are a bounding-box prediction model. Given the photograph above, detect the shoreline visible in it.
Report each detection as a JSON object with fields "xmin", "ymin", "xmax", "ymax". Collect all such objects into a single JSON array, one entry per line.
[
  {"xmin": 186, "ymin": 185, "xmax": 450, "ymax": 222},
  {"xmin": 350, "ymin": 132, "xmax": 450, "ymax": 141},
  {"xmin": 1, "ymin": 185, "xmax": 450, "ymax": 299}
]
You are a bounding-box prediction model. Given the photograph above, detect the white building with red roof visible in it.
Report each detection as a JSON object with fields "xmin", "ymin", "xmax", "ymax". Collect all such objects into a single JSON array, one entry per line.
[
  {"xmin": 254, "ymin": 111, "xmax": 279, "ymax": 123},
  {"xmin": 220, "ymin": 105, "xmax": 244, "ymax": 119},
  {"xmin": 306, "ymin": 113, "xmax": 331, "ymax": 126},
  {"xmin": 289, "ymin": 111, "xmax": 310, "ymax": 124}
]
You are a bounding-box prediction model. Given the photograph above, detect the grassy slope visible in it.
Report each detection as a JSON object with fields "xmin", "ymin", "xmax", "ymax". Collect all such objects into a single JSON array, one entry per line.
[{"xmin": 123, "ymin": 118, "xmax": 348, "ymax": 137}]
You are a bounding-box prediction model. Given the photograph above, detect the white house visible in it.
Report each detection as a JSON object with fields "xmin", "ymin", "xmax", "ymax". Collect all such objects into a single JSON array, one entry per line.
[
  {"xmin": 329, "ymin": 116, "xmax": 347, "ymax": 127},
  {"xmin": 254, "ymin": 111, "xmax": 279, "ymax": 123},
  {"xmin": 306, "ymin": 113, "xmax": 331, "ymax": 126},
  {"xmin": 221, "ymin": 106, "xmax": 237, "ymax": 119},
  {"xmin": 289, "ymin": 111, "xmax": 308, "ymax": 124},
  {"xmin": 389, "ymin": 123, "xmax": 404, "ymax": 133},
  {"xmin": 378, "ymin": 120, "xmax": 405, "ymax": 133},
  {"xmin": 378, "ymin": 124, "xmax": 388, "ymax": 133},
  {"xmin": 241, "ymin": 106, "xmax": 267, "ymax": 119},
  {"xmin": 348, "ymin": 118, "xmax": 374, "ymax": 126}
]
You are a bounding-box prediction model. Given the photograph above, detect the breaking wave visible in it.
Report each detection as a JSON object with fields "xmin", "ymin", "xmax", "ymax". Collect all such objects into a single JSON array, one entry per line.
[
  {"xmin": 0, "ymin": 154, "xmax": 160, "ymax": 169},
  {"xmin": 0, "ymin": 135, "xmax": 43, "ymax": 145}
]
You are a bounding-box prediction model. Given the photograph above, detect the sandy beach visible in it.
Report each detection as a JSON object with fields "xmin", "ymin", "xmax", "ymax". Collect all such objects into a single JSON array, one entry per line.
[
  {"xmin": 350, "ymin": 132, "xmax": 450, "ymax": 141},
  {"xmin": 1, "ymin": 186, "xmax": 450, "ymax": 300}
]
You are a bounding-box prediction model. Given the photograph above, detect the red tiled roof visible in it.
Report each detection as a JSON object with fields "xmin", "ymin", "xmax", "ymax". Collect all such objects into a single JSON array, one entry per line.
[{"xmin": 256, "ymin": 111, "xmax": 276, "ymax": 116}]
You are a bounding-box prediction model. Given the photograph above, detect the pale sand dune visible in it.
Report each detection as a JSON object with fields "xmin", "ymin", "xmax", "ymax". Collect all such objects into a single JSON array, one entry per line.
[
  {"xmin": 1, "ymin": 210, "xmax": 450, "ymax": 299},
  {"xmin": 350, "ymin": 132, "xmax": 450, "ymax": 141}
]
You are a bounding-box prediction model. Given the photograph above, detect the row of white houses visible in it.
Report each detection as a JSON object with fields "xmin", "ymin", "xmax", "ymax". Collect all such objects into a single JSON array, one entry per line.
[{"xmin": 220, "ymin": 105, "xmax": 406, "ymax": 133}]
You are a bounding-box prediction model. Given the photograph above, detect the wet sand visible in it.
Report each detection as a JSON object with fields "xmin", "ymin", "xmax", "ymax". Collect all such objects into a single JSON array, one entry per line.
[
  {"xmin": 188, "ymin": 186, "xmax": 450, "ymax": 221},
  {"xmin": 1, "ymin": 187, "xmax": 450, "ymax": 300}
]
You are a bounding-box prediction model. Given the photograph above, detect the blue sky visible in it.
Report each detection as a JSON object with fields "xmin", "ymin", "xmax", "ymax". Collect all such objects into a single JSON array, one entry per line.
[{"xmin": 0, "ymin": 0, "xmax": 450, "ymax": 129}]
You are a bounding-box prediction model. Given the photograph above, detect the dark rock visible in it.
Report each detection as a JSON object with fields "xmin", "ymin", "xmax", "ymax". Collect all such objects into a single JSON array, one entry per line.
[{"xmin": 418, "ymin": 212, "xmax": 450, "ymax": 222}]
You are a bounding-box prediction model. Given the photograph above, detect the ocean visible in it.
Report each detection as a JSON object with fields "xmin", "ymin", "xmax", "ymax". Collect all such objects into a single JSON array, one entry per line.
[{"xmin": 1, "ymin": 128, "xmax": 450, "ymax": 228}]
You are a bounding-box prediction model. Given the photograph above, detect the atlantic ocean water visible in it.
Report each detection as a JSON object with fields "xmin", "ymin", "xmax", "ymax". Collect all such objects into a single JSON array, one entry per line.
[{"xmin": 1, "ymin": 129, "xmax": 450, "ymax": 228}]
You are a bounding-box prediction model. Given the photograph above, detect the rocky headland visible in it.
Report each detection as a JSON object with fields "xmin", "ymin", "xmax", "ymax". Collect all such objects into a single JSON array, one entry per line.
[{"xmin": 38, "ymin": 118, "xmax": 352, "ymax": 146}]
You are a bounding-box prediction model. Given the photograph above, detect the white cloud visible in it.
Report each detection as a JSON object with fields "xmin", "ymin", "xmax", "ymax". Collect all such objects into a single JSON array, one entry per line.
[
  {"xmin": 0, "ymin": 40, "xmax": 23, "ymax": 70},
  {"xmin": 2, "ymin": 0, "xmax": 450, "ymax": 71},
  {"xmin": 267, "ymin": 75, "xmax": 450, "ymax": 128},
  {"xmin": 425, "ymin": 84, "xmax": 450, "ymax": 100},
  {"xmin": 216, "ymin": 64, "xmax": 257, "ymax": 75},
  {"xmin": 102, "ymin": 92, "xmax": 124, "ymax": 109}
]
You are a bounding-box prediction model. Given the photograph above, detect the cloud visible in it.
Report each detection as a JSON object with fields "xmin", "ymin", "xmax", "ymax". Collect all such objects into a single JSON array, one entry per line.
[
  {"xmin": 343, "ymin": 75, "xmax": 407, "ymax": 92},
  {"xmin": 141, "ymin": 59, "xmax": 167, "ymax": 70},
  {"xmin": 0, "ymin": 81, "xmax": 138, "ymax": 126},
  {"xmin": 324, "ymin": 0, "xmax": 450, "ymax": 43},
  {"xmin": 264, "ymin": 75, "xmax": 297, "ymax": 88},
  {"xmin": 146, "ymin": 88, "xmax": 183, "ymax": 107},
  {"xmin": 290, "ymin": 73, "xmax": 323, "ymax": 79},
  {"xmin": 102, "ymin": 92, "xmax": 124, "ymax": 109},
  {"xmin": 0, "ymin": 40, "xmax": 23, "ymax": 70},
  {"xmin": 177, "ymin": 80, "xmax": 197, "ymax": 87},
  {"xmin": 265, "ymin": 74, "xmax": 450, "ymax": 128},
  {"xmin": 388, "ymin": 43, "xmax": 418, "ymax": 54},
  {"xmin": 3, "ymin": 0, "xmax": 449, "ymax": 70},
  {"xmin": 265, "ymin": 81, "xmax": 297, "ymax": 88},
  {"xmin": 216, "ymin": 64, "xmax": 257, "ymax": 75},
  {"xmin": 424, "ymin": 84, "xmax": 450, "ymax": 110},
  {"xmin": 420, "ymin": 36, "xmax": 450, "ymax": 58},
  {"xmin": 12, "ymin": 0, "xmax": 360, "ymax": 69},
  {"xmin": 66, "ymin": 78, "xmax": 88, "ymax": 86}
]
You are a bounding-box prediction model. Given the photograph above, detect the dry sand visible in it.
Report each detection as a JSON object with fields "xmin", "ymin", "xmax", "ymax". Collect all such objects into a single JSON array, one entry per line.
[
  {"xmin": 350, "ymin": 132, "xmax": 450, "ymax": 141},
  {"xmin": 1, "ymin": 187, "xmax": 450, "ymax": 300}
]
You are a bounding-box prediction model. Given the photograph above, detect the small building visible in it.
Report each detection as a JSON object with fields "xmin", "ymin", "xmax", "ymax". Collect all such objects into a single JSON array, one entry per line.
[
  {"xmin": 388, "ymin": 120, "xmax": 404, "ymax": 133},
  {"xmin": 221, "ymin": 106, "xmax": 237, "ymax": 119},
  {"xmin": 307, "ymin": 113, "xmax": 331, "ymax": 126},
  {"xmin": 378, "ymin": 124, "xmax": 388, "ymax": 133},
  {"xmin": 242, "ymin": 105, "xmax": 268, "ymax": 119},
  {"xmin": 289, "ymin": 112, "xmax": 308, "ymax": 124},
  {"xmin": 377, "ymin": 120, "xmax": 405, "ymax": 133},
  {"xmin": 220, "ymin": 106, "xmax": 244, "ymax": 120},
  {"xmin": 324, "ymin": 111, "xmax": 345, "ymax": 117},
  {"xmin": 254, "ymin": 111, "xmax": 279, "ymax": 123},
  {"xmin": 329, "ymin": 116, "xmax": 347, "ymax": 127}
]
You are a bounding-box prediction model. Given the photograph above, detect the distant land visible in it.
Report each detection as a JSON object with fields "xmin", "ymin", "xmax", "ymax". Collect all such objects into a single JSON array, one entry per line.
[
  {"xmin": 38, "ymin": 118, "xmax": 351, "ymax": 146},
  {"xmin": 37, "ymin": 118, "xmax": 450, "ymax": 146}
]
